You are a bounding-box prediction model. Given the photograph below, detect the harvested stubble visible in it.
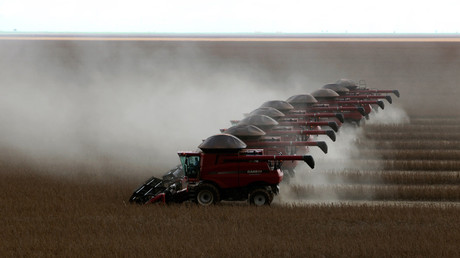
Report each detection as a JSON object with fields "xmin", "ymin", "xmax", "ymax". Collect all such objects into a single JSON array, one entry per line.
[{"xmin": 2, "ymin": 171, "xmax": 460, "ymax": 257}]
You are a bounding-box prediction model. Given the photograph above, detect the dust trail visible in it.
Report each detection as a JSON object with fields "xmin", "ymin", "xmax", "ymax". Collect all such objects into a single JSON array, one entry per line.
[
  {"xmin": 367, "ymin": 104, "xmax": 410, "ymax": 125},
  {"xmin": 0, "ymin": 41, "xmax": 328, "ymax": 179},
  {"xmin": 278, "ymin": 100, "xmax": 411, "ymax": 203},
  {"xmin": 278, "ymin": 124, "xmax": 379, "ymax": 203}
]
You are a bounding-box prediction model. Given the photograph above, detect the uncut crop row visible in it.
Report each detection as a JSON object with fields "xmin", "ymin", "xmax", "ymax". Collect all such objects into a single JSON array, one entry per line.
[{"xmin": 288, "ymin": 117, "xmax": 460, "ymax": 202}]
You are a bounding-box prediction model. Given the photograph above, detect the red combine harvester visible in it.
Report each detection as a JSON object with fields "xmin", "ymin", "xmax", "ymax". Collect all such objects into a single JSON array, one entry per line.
[
  {"xmin": 322, "ymin": 83, "xmax": 393, "ymax": 104},
  {"xmin": 259, "ymin": 100, "xmax": 345, "ymax": 124},
  {"xmin": 259, "ymin": 100, "xmax": 344, "ymax": 131},
  {"xmin": 334, "ymin": 79, "xmax": 401, "ymax": 116},
  {"xmin": 223, "ymin": 124, "xmax": 326, "ymax": 179},
  {"xmin": 129, "ymin": 134, "xmax": 314, "ymax": 206},
  {"xmin": 285, "ymin": 94, "xmax": 366, "ymax": 125},
  {"xmin": 336, "ymin": 78, "xmax": 400, "ymax": 97},
  {"xmin": 309, "ymin": 89, "xmax": 385, "ymax": 125},
  {"xmin": 235, "ymin": 115, "xmax": 331, "ymax": 156},
  {"xmin": 233, "ymin": 104, "xmax": 340, "ymax": 133},
  {"xmin": 246, "ymin": 108, "xmax": 337, "ymax": 142},
  {"xmin": 222, "ymin": 113, "xmax": 332, "ymax": 179}
]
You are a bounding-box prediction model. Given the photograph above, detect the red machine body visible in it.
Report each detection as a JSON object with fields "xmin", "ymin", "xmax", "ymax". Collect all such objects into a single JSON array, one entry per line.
[
  {"xmin": 180, "ymin": 147, "xmax": 314, "ymax": 205},
  {"xmin": 221, "ymin": 123, "xmax": 327, "ymax": 179},
  {"xmin": 347, "ymin": 89, "xmax": 400, "ymax": 97}
]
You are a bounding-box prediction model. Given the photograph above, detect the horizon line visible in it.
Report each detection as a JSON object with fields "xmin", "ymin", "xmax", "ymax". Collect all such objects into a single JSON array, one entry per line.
[{"xmin": 1, "ymin": 32, "xmax": 460, "ymax": 42}]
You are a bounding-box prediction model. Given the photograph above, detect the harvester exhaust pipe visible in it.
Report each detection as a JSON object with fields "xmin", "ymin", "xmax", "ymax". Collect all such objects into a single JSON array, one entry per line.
[
  {"xmin": 303, "ymin": 155, "xmax": 315, "ymax": 169},
  {"xmin": 325, "ymin": 130, "xmax": 336, "ymax": 142},
  {"xmin": 335, "ymin": 113, "xmax": 345, "ymax": 123},
  {"xmin": 357, "ymin": 106, "xmax": 366, "ymax": 116},
  {"xmin": 385, "ymin": 95, "xmax": 393, "ymax": 104},
  {"xmin": 316, "ymin": 141, "xmax": 328, "ymax": 154},
  {"xmin": 377, "ymin": 100, "xmax": 385, "ymax": 109},
  {"xmin": 328, "ymin": 121, "xmax": 339, "ymax": 132}
]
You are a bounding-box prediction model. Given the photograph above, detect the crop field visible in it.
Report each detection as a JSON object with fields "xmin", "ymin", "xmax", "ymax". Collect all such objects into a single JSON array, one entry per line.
[
  {"xmin": 2, "ymin": 39, "xmax": 460, "ymax": 256},
  {"xmin": 2, "ymin": 118, "xmax": 460, "ymax": 257}
]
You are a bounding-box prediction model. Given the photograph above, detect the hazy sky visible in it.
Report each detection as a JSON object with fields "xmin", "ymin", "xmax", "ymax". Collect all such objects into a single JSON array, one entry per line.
[{"xmin": 1, "ymin": 0, "xmax": 459, "ymax": 33}]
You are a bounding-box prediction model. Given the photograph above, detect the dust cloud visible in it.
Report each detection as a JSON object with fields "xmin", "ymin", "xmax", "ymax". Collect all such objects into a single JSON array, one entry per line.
[
  {"xmin": 367, "ymin": 104, "xmax": 410, "ymax": 125},
  {"xmin": 279, "ymin": 124, "xmax": 376, "ymax": 203},
  {"xmin": 279, "ymin": 102, "xmax": 412, "ymax": 203},
  {"xmin": 1, "ymin": 39, "xmax": 458, "ymax": 183},
  {"xmin": 0, "ymin": 41, "xmax": 325, "ymax": 178}
]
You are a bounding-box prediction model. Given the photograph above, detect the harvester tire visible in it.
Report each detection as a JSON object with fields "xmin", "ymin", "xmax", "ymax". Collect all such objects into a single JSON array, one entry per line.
[
  {"xmin": 196, "ymin": 184, "xmax": 220, "ymax": 206},
  {"xmin": 249, "ymin": 188, "xmax": 271, "ymax": 206}
]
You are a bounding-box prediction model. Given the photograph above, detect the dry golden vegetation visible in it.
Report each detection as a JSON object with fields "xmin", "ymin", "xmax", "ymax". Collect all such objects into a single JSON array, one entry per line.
[
  {"xmin": 358, "ymin": 149, "xmax": 460, "ymax": 160},
  {"xmin": 2, "ymin": 115, "xmax": 460, "ymax": 256},
  {"xmin": 287, "ymin": 116, "xmax": 460, "ymax": 203},
  {"xmin": 363, "ymin": 132, "xmax": 460, "ymax": 140},
  {"xmin": 364, "ymin": 124, "xmax": 460, "ymax": 133},
  {"xmin": 352, "ymin": 159, "xmax": 460, "ymax": 171},
  {"xmin": 286, "ymin": 184, "xmax": 460, "ymax": 201},
  {"xmin": 2, "ymin": 171, "xmax": 460, "ymax": 257},
  {"xmin": 300, "ymin": 170, "xmax": 460, "ymax": 185},
  {"xmin": 408, "ymin": 118, "xmax": 460, "ymax": 125},
  {"xmin": 356, "ymin": 140, "xmax": 460, "ymax": 150}
]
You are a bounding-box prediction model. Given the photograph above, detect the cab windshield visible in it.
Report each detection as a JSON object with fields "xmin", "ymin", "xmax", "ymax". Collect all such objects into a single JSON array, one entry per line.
[{"xmin": 179, "ymin": 155, "xmax": 201, "ymax": 178}]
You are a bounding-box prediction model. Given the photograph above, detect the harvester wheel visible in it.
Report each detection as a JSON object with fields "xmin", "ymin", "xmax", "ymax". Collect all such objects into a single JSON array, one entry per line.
[
  {"xmin": 249, "ymin": 188, "xmax": 271, "ymax": 206},
  {"xmin": 196, "ymin": 184, "xmax": 220, "ymax": 206}
]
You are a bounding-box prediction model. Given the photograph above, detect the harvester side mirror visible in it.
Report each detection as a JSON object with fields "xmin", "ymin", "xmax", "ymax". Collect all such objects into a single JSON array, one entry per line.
[
  {"xmin": 335, "ymin": 113, "xmax": 345, "ymax": 123},
  {"xmin": 303, "ymin": 155, "xmax": 315, "ymax": 169},
  {"xmin": 377, "ymin": 100, "xmax": 385, "ymax": 109},
  {"xmin": 393, "ymin": 90, "xmax": 400, "ymax": 97},
  {"xmin": 316, "ymin": 141, "xmax": 328, "ymax": 154},
  {"xmin": 328, "ymin": 121, "xmax": 339, "ymax": 132},
  {"xmin": 385, "ymin": 95, "xmax": 393, "ymax": 104},
  {"xmin": 357, "ymin": 106, "xmax": 366, "ymax": 116},
  {"xmin": 326, "ymin": 130, "xmax": 336, "ymax": 142}
]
